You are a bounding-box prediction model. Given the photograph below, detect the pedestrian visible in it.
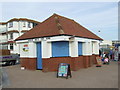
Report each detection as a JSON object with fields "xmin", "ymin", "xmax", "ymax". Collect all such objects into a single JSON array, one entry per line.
[
  {"xmin": 114, "ymin": 48, "xmax": 118, "ymax": 61},
  {"xmin": 109, "ymin": 50, "xmax": 113, "ymax": 59},
  {"xmin": 103, "ymin": 57, "xmax": 109, "ymax": 64},
  {"xmin": 101, "ymin": 52, "xmax": 105, "ymax": 62},
  {"xmin": 99, "ymin": 49, "xmax": 102, "ymax": 57}
]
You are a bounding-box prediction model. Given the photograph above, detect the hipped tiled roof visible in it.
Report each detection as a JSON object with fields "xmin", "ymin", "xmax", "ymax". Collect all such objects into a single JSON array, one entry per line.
[{"xmin": 16, "ymin": 14, "xmax": 103, "ymax": 41}]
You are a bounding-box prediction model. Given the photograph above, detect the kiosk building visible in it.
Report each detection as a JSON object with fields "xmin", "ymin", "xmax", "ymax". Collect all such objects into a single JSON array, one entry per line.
[{"xmin": 16, "ymin": 14, "xmax": 102, "ymax": 72}]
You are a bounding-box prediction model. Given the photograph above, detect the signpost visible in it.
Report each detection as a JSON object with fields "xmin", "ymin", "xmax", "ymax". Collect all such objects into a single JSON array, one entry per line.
[{"xmin": 57, "ymin": 63, "xmax": 72, "ymax": 79}]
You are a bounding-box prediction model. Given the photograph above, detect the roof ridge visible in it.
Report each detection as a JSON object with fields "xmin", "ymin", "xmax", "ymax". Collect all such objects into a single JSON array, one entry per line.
[
  {"xmin": 53, "ymin": 13, "xmax": 74, "ymax": 21},
  {"xmin": 54, "ymin": 16, "xmax": 65, "ymax": 34}
]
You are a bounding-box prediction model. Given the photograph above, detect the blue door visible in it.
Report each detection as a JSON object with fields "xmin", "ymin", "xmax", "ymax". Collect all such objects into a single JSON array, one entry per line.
[
  {"xmin": 52, "ymin": 41, "xmax": 69, "ymax": 57},
  {"xmin": 36, "ymin": 42, "xmax": 42, "ymax": 69},
  {"xmin": 78, "ymin": 42, "xmax": 82, "ymax": 55}
]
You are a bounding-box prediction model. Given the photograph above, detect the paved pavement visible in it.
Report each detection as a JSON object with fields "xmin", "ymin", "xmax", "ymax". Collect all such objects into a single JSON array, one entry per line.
[
  {"xmin": 2, "ymin": 61, "xmax": 118, "ymax": 88},
  {"xmin": 0, "ymin": 67, "xmax": 10, "ymax": 88}
]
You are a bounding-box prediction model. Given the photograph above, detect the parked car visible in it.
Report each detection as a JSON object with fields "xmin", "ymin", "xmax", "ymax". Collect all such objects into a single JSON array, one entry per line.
[{"xmin": 0, "ymin": 54, "xmax": 20, "ymax": 66}]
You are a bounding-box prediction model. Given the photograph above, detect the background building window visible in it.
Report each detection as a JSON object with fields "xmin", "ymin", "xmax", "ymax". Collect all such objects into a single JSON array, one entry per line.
[
  {"xmin": 23, "ymin": 22, "xmax": 26, "ymax": 27},
  {"xmin": 28, "ymin": 22, "xmax": 31, "ymax": 28},
  {"xmin": 9, "ymin": 22, "xmax": 13, "ymax": 28},
  {"xmin": 33, "ymin": 23, "xmax": 38, "ymax": 28},
  {"xmin": 10, "ymin": 33, "xmax": 13, "ymax": 39},
  {"xmin": 10, "ymin": 43, "xmax": 13, "ymax": 50}
]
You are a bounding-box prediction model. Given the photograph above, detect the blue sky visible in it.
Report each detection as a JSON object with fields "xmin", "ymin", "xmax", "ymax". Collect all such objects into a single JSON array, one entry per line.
[{"xmin": 1, "ymin": 2, "xmax": 118, "ymax": 40}]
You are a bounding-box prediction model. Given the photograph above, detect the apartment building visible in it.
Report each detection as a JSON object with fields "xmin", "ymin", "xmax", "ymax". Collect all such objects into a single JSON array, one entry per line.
[{"xmin": 0, "ymin": 18, "xmax": 39, "ymax": 54}]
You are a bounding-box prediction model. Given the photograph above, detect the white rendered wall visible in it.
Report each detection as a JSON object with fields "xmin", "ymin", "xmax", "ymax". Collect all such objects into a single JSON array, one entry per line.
[
  {"xmin": 21, "ymin": 21, "xmax": 28, "ymax": 30},
  {"xmin": 7, "ymin": 21, "xmax": 33, "ymax": 33},
  {"xmin": 7, "ymin": 21, "xmax": 19, "ymax": 31},
  {"xmin": 7, "ymin": 33, "xmax": 19, "ymax": 41},
  {"xmin": 17, "ymin": 36, "xmax": 100, "ymax": 58},
  {"xmin": 28, "ymin": 41, "xmax": 37, "ymax": 58},
  {"xmin": 13, "ymin": 33, "xmax": 19, "ymax": 40},
  {"xmin": 19, "ymin": 41, "xmax": 37, "ymax": 58},
  {"xmin": 92, "ymin": 41, "xmax": 99, "ymax": 54},
  {"xmin": 0, "ymin": 24, "xmax": 7, "ymax": 32},
  {"xmin": 82, "ymin": 41, "xmax": 92, "ymax": 56},
  {"xmin": 69, "ymin": 40, "xmax": 78, "ymax": 57},
  {"xmin": 11, "ymin": 43, "xmax": 19, "ymax": 54},
  {"xmin": 0, "ymin": 24, "xmax": 7, "ymax": 43},
  {"xmin": 76, "ymin": 37, "xmax": 99, "ymax": 55},
  {"xmin": 42, "ymin": 40, "xmax": 52, "ymax": 58},
  {"xmin": 0, "ymin": 34, "xmax": 7, "ymax": 43}
]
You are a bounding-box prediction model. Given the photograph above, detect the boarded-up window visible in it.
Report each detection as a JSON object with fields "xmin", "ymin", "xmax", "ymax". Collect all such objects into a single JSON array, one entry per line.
[{"xmin": 52, "ymin": 41, "xmax": 69, "ymax": 57}]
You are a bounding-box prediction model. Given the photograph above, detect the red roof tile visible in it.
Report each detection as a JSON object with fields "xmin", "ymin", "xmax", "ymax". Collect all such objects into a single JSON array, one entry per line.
[{"xmin": 16, "ymin": 14, "xmax": 103, "ymax": 41}]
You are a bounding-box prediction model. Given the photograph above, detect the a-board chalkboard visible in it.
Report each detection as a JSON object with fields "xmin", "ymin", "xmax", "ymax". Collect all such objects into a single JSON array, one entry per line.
[
  {"xmin": 96, "ymin": 56, "xmax": 102, "ymax": 67},
  {"xmin": 57, "ymin": 63, "xmax": 72, "ymax": 79}
]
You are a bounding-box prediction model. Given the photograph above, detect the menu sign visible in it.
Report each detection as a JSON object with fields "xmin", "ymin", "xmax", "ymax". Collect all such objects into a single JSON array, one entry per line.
[{"xmin": 57, "ymin": 63, "xmax": 72, "ymax": 79}]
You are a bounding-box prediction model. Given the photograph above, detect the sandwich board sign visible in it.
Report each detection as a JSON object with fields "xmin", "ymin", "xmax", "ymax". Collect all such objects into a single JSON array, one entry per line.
[
  {"xmin": 57, "ymin": 63, "xmax": 72, "ymax": 79},
  {"xmin": 96, "ymin": 56, "xmax": 102, "ymax": 67}
]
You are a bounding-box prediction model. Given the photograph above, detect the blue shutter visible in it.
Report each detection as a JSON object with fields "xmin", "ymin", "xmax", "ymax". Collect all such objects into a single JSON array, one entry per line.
[
  {"xmin": 52, "ymin": 41, "xmax": 69, "ymax": 57},
  {"xmin": 36, "ymin": 42, "xmax": 42, "ymax": 69},
  {"xmin": 78, "ymin": 42, "xmax": 82, "ymax": 55}
]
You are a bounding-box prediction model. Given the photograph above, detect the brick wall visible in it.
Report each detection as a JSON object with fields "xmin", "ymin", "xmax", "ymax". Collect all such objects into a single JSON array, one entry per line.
[
  {"xmin": 42, "ymin": 57, "xmax": 74, "ymax": 72},
  {"xmin": 20, "ymin": 54, "xmax": 98, "ymax": 72},
  {"xmin": 0, "ymin": 49, "xmax": 10, "ymax": 55},
  {"xmin": 20, "ymin": 58, "xmax": 37, "ymax": 70},
  {"xmin": 42, "ymin": 55, "xmax": 98, "ymax": 72}
]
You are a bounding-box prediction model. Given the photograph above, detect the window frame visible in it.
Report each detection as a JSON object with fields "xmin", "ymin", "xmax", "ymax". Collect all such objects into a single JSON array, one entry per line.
[
  {"xmin": 10, "ymin": 43, "xmax": 13, "ymax": 50},
  {"xmin": 23, "ymin": 21, "xmax": 26, "ymax": 27},
  {"xmin": 9, "ymin": 22, "xmax": 13, "ymax": 28},
  {"xmin": 28, "ymin": 22, "xmax": 31, "ymax": 28},
  {"xmin": 10, "ymin": 33, "xmax": 13, "ymax": 39}
]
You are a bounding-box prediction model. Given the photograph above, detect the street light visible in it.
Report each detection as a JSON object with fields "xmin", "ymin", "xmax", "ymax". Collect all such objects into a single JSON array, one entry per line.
[{"xmin": 98, "ymin": 30, "xmax": 100, "ymax": 32}]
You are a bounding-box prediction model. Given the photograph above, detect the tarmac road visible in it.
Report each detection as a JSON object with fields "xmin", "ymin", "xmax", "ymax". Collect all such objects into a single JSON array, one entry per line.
[
  {"xmin": 0, "ymin": 67, "xmax": 10, "ymax": 88},
  {"xmin": 2, "ymin": 61, "xmax": 118, "ymax": 88}
]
